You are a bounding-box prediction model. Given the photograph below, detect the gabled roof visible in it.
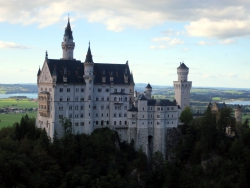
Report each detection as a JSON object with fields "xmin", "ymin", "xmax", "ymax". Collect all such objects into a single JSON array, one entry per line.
[
  {"xmin": 177, "ymin": 63, "xmax": 188, "ymax": 69},
  {"xmin": 64, "ymin": 18, "xmax": 73, "ymax": 40},
  {"xmin": 46, "ymin": 59, "xmax": 84, "ymax": 84}
]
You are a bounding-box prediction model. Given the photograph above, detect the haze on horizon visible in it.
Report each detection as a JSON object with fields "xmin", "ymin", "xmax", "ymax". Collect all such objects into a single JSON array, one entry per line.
[{"xmin": 0, "ymin": 0, "xmax": 250, "ymax": 88}]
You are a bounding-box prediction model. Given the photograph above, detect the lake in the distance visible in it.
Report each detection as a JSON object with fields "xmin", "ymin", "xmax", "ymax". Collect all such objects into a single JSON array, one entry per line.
[
  {"xmin": 225, "ymin": 101, "xmax": 250, "ymax": 105},
  {"xmin": 0, "ymin": 93, "xmax": 38, "ymax": 99}
]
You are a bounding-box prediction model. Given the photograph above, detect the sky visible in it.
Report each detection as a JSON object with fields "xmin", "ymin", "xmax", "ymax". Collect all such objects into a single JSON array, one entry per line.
[{"xmin": 0, "ymin": 0, "xmax": 250, "ymax": 88}]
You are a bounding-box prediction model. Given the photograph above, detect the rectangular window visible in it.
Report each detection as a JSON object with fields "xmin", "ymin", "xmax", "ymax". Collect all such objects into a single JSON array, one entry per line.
[
  {"xmin": 75, "ymin": 122, "xmax": 79, "ymax": 126},
  {"xmin": 59, "ymin": 115, "xmax": 63, "ymax": 119},
  {"xmin": 81, "ymin": 114, "xmax": 84, "ymax": 118},
  {"xmin": 81, "ymin": 98, "xmax": 84, "ymax": 101},
  {"xmin": 81, "ymin": 122, "xmax": 84, "ymax": 126},
  {"xmin": 98, "ymin": 88, "xmax": 102, "ymax": 92},
  {"xmin": 106, "ymin": 89, "xmax": 109, "ymax": 92},
  {"xmin": 81, "ymin": 88, "xmax": 84, "ymax": 92}
]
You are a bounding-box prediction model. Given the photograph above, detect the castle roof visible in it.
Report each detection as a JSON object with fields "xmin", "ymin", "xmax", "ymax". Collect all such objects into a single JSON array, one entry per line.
[
  {"xmin": 46, "ymin": 59, "xmax": 133, "ymax": 85},
  {"xmin": 64, "ymin": 18, "xmax": 73, "ymax": 40},
  {"xmin": 138, "ymin": 94, "xmax": 147, "ymax": 100},
  {"xmin": 46, "ymin": 59, "xmax": 84, "ymax": 84},
  {"xmin": 85, "ymin": 43, "xmax": 93, "ymax": 63},
  {"xmin": 128, "ymin": 105, "xmax": 138, "ymax": 112},
  {"xmin": 147, "ymin": 99, "xmax": 177, "ymax": 106},
  {"xmin": 177, "ymin": 63, "xmax": 188, "ymax": 69},
  {"xmin": 93, "ymin": 63, "xmax": 132, "ymax": 85},
  {"xmin": 37, "ymin": 67, "xmax": 41, "ymax": 76},
  {"xmin": 146, "ymin": 83, "xmax": 152, "ymax": 89}
]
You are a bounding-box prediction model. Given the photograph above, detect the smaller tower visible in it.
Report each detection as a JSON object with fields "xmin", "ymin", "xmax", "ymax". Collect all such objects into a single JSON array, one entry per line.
[
  {"xmin": 145, "ymin": 83, "xmax": 152, "ymax": 99},
  {"xmin": 61, "ymin": 18, "xmax": 75, "ymax": 60},
  {"xmin": 83, "ymin": 42, "xmax": 95, "ymax": 134},
  {"xmin": 235, "ymin": 105, "xmax": 242, "ymax": 124},
  {"xmin": 173, "ymin": 62, "xmax": 192, "ymax": 112}
]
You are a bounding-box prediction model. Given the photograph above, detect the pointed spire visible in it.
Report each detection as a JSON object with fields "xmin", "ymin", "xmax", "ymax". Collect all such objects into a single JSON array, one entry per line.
[
  {"xmin": 85, "ymin": 41, "xmax": 94, "ymax": 63},
  {"xmin": 45, "ymin": 50, "xmax": 48, "ymax": 60},
  {"xmin": 64, "ymin": 16, "xmax": 73, "ymax": 39},
  {"xmin": 146, "ymin": 83, "xmax": 152, "ymax": 89},
  {"xmin": 130, "ymin": 72, "xmax": 134, "ymax": 84},
  {"xmin": 37, "ymin": 67, "xmax": 41, "ymax": 76}
]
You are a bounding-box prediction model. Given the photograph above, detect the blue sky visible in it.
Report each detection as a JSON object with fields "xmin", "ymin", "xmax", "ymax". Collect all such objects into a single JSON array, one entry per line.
[{"xmin": 0, "ymin": 0, "xmax": 250, "ymax": 88}]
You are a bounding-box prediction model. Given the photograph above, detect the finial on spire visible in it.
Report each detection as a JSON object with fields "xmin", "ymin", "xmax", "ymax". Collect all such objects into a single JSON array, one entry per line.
[
  {"xmin": 45, "ymin": 50, "xmax": 48, "ymax": 59},
  {"xmin": 89, "ymin": 40, "xmax": 90, "ymax": 47}
]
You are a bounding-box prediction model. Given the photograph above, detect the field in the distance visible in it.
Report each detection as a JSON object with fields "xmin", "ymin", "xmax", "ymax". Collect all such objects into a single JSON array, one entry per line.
[
  {"xmin": 0, "ymin": 112, "xmax": 37, "ymax": 128},
  {"xmin": 0, "ymin": 98, "xmax": 37, "ymax": 109},
  {"xmin": 0, "ymin": 98, "xmax": 38, "ymax": 128}
]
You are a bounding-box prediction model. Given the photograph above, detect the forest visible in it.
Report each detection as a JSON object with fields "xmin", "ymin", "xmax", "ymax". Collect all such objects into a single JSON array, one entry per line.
[{"xmin": 1, "ymin": 107, "xmax": 250, "ymax": 187}]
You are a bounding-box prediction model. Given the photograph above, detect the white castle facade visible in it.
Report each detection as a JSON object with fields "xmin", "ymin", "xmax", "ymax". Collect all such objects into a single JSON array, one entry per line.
[{"xmin": 36, "ymin": 19, "xmax": 192, "ymax": 157}]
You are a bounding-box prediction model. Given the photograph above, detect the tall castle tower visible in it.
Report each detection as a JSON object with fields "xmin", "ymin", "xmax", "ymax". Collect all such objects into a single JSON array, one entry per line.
[
  {"xmin": 173, "ymin": 62, "xmax": 192, "ymax": 111},
  {"xmin": 61, "ymin": 18, "xmax": 75, "ymax": 60},
  {"xmin": 83, "ymin": 43, "xmax": 95, "ymax": 134}
]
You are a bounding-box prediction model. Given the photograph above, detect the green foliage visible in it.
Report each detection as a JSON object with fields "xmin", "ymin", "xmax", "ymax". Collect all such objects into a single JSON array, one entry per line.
[
  {"xmin": 0, "ymin": 116, "xmax": 150, "ymax": 188},
  {"xmin": 179, "ymin": 106, "xmax": 193, "ymax": 124}
]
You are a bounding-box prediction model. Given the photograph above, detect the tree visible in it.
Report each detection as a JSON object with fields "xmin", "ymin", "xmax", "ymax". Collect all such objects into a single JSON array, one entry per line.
[
  {"xmin": 179, "ymin": 106, "xmax": 193, "ymax": 124},
  {"xmin": 59, "ymin": 117, "xmax": 72, "ymax": 135}
]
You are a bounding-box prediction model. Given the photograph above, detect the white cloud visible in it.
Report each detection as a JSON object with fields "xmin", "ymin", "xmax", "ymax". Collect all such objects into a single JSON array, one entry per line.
[
  {"xmin": 198, "ymin": 41, "xmax": 214, "ymax": 46},
  {"xmin": 186, "ymin": 18, "xmax": 250, "ymax": 38},
  {"xmin": 152, "ymin": 37, "xmax": 171, "ymax": 42},
  {"xmin": 169, "ymin": 38, "xmax": 184, "ymax": 45},
  {"xmin": 1, "ymin": 0, "xmax": 250, "ymax": 38},
  {"xmin": 219, "ymin": 39, "xmax": 235, "ymax": 44},
  {"xmin": 0, "ymin": 41, "xmax": 30, "ymax": 49},
  {"xmin": 150, "ymin": 45, "xmax": 166, "ymax": 49}
]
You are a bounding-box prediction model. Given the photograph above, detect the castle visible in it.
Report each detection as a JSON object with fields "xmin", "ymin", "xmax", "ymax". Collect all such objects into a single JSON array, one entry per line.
[{"xmin": 36, "ymin": 19, "xmax": 192, "ymax": 157}]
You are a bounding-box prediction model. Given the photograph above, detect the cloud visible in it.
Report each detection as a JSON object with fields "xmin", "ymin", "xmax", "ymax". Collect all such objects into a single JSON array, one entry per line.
[
  {"xmin": 219, "ymin": 39, "xmax": 235, "ymax": 44},
  {"xmin": 186, "ymin": 18, "xmax": 250, "ymax": 39},
  {"xmin": 150, "ymin": 45, "xmax": 166, "ymax": 49},
  {"xmin": 151, "ymin": 37, "xmax": 184, "ymax": 49},
  {"xmin": 152, "ymin": 37, "xmax": 171, "ymax": 42},
  {"xmin": 0, "ymin": 41, "xmax": 30, "ymax": 49},
  {"xmin": 198, "ymin": 41, "xmax": 214, "ymax": 46},
  {"xmin": 1, "ymin": 0, "xmax": 250, "ymax": 38}
]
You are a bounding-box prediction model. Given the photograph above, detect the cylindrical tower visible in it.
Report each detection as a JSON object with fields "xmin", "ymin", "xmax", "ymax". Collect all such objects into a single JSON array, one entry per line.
[
  {"xmin": 177, "ymin": 62, "xmax": 189, "ymax": 81},
  {"xmin": 173, "ymin": 62, "xmax": 192, "ymax": 112},
  {"xmin": 145, "ymin": 83, "xmax": 152, "ymax": 98},
  {"xmin": 61, "ymin": 18, "xmax": 75, "ymax": 60}
]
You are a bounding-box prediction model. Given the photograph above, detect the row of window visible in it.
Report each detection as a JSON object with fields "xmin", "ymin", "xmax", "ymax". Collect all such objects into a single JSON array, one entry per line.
[{"xmin": 40, "ymin": 88, "xmax": 52, "ymax": 92}]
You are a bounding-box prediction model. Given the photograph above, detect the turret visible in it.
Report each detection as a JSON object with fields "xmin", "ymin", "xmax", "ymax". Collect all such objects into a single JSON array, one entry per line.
[
  {"xmin": 177, "ymin": 62, "xmax": 189, "ymax": 81},
  {"xmin": 145, "ymin": 83, "xmax": 152, "ymax": 99},
  {"xmin": 61, "ymin": 18, "xmax": 75, "ymax": 60},
  {"xmin": 173, "ymin": 62, "xmax": 192, "ymax": 112}
]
